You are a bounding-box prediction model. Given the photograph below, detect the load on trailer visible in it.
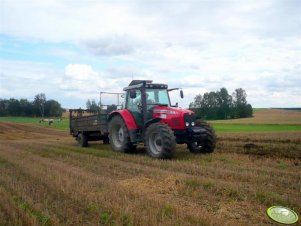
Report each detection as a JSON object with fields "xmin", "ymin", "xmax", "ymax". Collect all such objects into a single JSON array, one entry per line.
[{"xmin": 69, "ymin": 80, "xmax": 216, "ymax": 159}]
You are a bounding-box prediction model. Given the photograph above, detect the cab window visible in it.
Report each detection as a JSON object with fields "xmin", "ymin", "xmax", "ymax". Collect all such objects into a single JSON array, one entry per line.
[{"xmin": 127, "ymin": 90, "xmax": 141, "ymax": 112}]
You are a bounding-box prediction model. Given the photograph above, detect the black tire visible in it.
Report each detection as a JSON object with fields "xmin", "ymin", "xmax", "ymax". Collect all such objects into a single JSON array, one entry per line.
[
  {"xmin": 145, "ymin": 123, "xmax": 176, "ymax": 159},
  {"xmin": 77, "ymin": 133, "xmax": 88, "ymax": 147},
  {"xmin": 187, "ymin": 121, "xmax": 216, "ymax": 153},
  {"xmin": 108, "ymin": 115, "xmax": 135, "ymax": 153},
  {"xmin": 103, "ymin": 136, "xmax": 110, "ymax": 144}
]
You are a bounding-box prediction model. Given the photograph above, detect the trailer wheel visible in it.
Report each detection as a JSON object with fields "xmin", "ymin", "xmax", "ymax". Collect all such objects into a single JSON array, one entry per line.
[
  {"xmin": 109, "ymin": 115, "xmax": 135, "ymax": 153},
  {"xmin": 77, "ymin": 133, "xmax": 88, "ymax": 147},
  {"xmin": 103, "ymin": 136, "xmax": 110, "ymax": 144},
  {"xmin": 145, "ymin": 122, "xmax": 176, "ymax": 159},
  {"xmin": 187, "ymin": 121, "xmax": 216, "ymax": 153}
]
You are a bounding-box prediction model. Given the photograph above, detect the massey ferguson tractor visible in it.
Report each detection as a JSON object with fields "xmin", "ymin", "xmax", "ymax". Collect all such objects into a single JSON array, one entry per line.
[{"xmin": 69, "ymin": 80, "xmax": 216, "ymax": 159}]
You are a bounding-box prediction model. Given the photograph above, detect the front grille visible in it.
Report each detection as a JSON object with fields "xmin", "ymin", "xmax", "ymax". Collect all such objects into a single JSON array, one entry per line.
[{"xmin": 184, "ymin": 113, "xmax": 195, "ymax": 126}]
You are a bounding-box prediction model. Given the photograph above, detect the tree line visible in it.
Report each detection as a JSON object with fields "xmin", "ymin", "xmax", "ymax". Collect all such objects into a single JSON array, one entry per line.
[
  {"xmin": 86, "ymin": 99, "xmax": 100, "ymax": 111},
  {"xmin": 86, "ymin": 99, "xmax": 118, "ymax": 112},
  {"xmin": 189, "ymin": 88, "xmax": 253, "ymax": 120},
  {"xmin": 0, "ymin": 93, "xmax": 63, "ymax": 117}
]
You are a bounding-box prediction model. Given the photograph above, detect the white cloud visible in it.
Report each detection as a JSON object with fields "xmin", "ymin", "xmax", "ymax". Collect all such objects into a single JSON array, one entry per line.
[
  {"xmin": 0, "ymin": 59, "xmax": 61, "ymax": 99},
  {"xmin": 0, "ymin": 0, "xmax": 300, "ymax": 108},
  {"xmin": 65, "ymin": 64, "xmax": 97, "ymax": 81}
]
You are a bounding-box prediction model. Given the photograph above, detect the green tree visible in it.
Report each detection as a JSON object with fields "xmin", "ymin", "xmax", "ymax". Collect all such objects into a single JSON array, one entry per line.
[
  {"xmin": 189, "ymin": 94, "xmax": 202, "ymax": 108},
  {"xmin": 232, "ymin": 88, "xmax": 252, "ymax": 118},
  {"xmin": 86, "ymin": 99, "xmax": 100, "ymax": 111},
  {"xmin": 8, "ymin": 98, "xmax": 21, "ymax": 116},
  {"xmin": 216, "ymin": 88, "xmax": 232, "ymax": 119},
  {"xmin": 19, "ymin": 99, "xmax": 34, "ymax": 116},
  {"xmin": 245, "ymin": 104, "xmax": 253, "ymax": 118},
  {"xmin": 201, "ymin": 92, "xmax": 219, "ymax": 119},
  {"xmin": 45, "ymin": 100, "xmax": 63, "ymax": 117},
  {"xmin": 189, "ymin": 94, "xmax": 202, "ymax": 118},
  {"xmin": 190, "ymin": 87, "xmax": 252, "ymax": 120},
  {"xmin": 0, "ymin": 99, "xmax": 9, "ymax": 116},
  {"xmin": 86, "ymin": 99, "xmax": 92, "ymax": 110},
  {"xmin": 0, "ymin": 96, "xmax": 63, "ymax": 117},
  {"xmin": 34, "ymin": 93, "xmax": 46, "ymax": 117}
]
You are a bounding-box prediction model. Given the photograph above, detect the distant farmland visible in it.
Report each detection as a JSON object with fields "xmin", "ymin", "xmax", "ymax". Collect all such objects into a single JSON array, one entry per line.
[
  {"xmin": 0, "ymin": 109, "xmax": 300, "ymax": 225},
  {"xmin": 1, "ymin": 108, "xmax": 301, "ymax": 133},
  {"xmin": 211, "ymin": 108, "xmax": 301, "ymax": 132},
  {"xmin": 211, "ymin": 108, "xmax": 301, "ymax": 125}
]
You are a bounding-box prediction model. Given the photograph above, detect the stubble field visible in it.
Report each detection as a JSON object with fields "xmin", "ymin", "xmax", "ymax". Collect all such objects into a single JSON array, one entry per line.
[{"xmin": 0, "ymin": 109, "xmax": 300, "ymax": 226}]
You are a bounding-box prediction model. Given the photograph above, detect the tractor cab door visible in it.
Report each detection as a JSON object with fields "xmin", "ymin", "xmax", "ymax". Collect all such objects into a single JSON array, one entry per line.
[{"xmin": 126, "ymin": 89, "xmax": 143, "ymax": 128}]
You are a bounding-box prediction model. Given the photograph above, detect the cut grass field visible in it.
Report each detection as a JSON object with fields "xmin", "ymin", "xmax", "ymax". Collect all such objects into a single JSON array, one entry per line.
[
  {"xmin": 0, "ymin": 122, "xmax": 300, "ymax": 226},
  {"xmin": 0, "ymin": 109, "xmax": 300, "ymax": 225}
]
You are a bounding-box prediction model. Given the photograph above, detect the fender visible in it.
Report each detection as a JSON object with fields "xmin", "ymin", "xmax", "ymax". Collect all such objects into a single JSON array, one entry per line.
[
  {"xmin": 144, "ymin": 117, "xmax": 161, "ymax": 128},
  {"xmin": 108, "ymin": 109, "xmax": 138, "ymax": 130}
]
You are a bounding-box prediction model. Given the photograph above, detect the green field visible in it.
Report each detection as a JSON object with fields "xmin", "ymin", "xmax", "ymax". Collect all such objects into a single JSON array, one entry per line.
[
  {"xmin": 0, "ymin": 110, "xmax": 301, "ymax": 133},
  {"xmin": 211, "ymin": 123, "xmax": 301, "ymax": 132},
  {"xmin": 1, "ymin": 114, "xmax": 301, "ymax": 133},
  {"xmin": 0, "ymin": 117, "xmax": 69, "ymax": 130}
]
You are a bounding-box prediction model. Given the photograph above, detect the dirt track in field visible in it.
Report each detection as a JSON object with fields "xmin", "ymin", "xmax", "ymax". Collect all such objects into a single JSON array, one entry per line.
[{"xmin": 0, "ymin": 122, "xmax": 300, "ymax": 226}]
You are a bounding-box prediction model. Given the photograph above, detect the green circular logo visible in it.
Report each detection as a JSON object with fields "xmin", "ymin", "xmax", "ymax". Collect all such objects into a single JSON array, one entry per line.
[{"xmin": 267, "ymin": 206, "xmax": 298, "ymax": 224}]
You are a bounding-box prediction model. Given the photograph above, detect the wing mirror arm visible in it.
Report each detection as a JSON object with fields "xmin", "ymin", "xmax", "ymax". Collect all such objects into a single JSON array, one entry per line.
[{"xmin": 168, "ymin": 88, "xmax": 184, "ymax": 99}]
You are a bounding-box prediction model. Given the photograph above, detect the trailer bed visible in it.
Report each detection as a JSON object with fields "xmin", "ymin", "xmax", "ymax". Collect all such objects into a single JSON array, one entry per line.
[{"xmin": 69, "ymin": 109, "xmax": 109, "ymax": 145}]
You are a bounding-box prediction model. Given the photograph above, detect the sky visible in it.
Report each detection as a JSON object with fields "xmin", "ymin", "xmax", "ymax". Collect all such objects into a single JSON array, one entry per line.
[{"xmin": 0, "ymin": 0, "xmax": 300, "ymax": 108}]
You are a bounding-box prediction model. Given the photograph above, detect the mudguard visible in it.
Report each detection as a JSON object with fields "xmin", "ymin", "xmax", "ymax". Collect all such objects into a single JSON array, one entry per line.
[{"xmin": 108, "ymin": 109, "xmax": 138, "ymax": 130}]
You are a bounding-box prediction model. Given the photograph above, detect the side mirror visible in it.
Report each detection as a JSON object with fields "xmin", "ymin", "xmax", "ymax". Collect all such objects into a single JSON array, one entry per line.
[
  {"xmin": 180, "ymin": 90, "xmax": 184, "ymax": 99},
  {"xmin": 129, "ymin": 90, "xmax": 136, "ymax": 99}
]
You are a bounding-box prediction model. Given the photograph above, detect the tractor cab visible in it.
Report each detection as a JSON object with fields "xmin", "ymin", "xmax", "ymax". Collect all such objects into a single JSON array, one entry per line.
[{"xmin": 123, "ymin": 80, "xmax": 178, "ymax": 127}]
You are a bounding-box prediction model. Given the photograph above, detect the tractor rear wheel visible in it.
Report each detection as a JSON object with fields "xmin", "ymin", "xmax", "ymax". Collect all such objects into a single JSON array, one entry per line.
[
  {"xmin": 187, "ymin": 121, "xmax": 216, "ymax": 153},
  {"xmin": 145, "ymin": 123, "xmax": 176, "ymax": 159},
  {"xmin": 109, "ymin": 115, "xmax": 135, "ymax": 153},
  {"xmin": 77, "ymin": 133, "xmax": 88, "ymax": 147}
]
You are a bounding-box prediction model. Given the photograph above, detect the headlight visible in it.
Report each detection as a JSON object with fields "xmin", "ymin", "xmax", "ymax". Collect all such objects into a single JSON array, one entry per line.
[
  {"xmin": 191, "ymin": 122, "xmax": 195, "ymax": 126},
  {"xmin": 185, "ymin": 122, "xmax": 189, "ymax": 127}
]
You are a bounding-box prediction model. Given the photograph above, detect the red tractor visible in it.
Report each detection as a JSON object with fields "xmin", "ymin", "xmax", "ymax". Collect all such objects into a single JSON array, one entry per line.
[{"xmin": 107, "ymin": 80, "xmax": 216, "ymax": 158}]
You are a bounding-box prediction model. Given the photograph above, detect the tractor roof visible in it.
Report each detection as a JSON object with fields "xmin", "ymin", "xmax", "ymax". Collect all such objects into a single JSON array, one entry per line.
[
  {"xmin": 129, "ymin": 80, "xmax": 152, "ymax": 86},
  {"xmin": 124, "ymin": 80, "xmax": 168, "ymax": 91}
]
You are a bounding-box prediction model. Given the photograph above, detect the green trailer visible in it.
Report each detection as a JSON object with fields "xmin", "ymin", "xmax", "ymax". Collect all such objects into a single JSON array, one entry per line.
[{"xmin": 69, "ymin": 109, "xmax": 110, "ymax": 147}]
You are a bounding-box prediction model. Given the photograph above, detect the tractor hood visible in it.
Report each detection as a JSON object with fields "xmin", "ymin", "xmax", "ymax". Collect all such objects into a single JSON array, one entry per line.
[
  {"xmin": 152, "ymin": 106, "xmax": 195, "ymax": 130},
  {"xmin": 153, "ymin": 106, "xmax": 194, "ymax": 116}
]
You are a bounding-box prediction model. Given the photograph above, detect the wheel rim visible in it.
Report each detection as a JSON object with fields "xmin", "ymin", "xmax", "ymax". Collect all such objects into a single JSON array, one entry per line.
[
  {"xmin": 118, "ymin": 127, "xmax": 124, "ymax": 142},
  {"xmin": 149, "ymin": 132, "xmax": 163, "ymax": 154},
  {"xmin": 192, "ymin": 141, "xmax": 202, "ymax": 149},
  {"xmin": 112, "ymin": 124, "xmax": 124, "ymax": 148}
]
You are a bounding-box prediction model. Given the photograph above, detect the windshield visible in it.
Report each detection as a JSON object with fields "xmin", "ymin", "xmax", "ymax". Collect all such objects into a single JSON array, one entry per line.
[{"xmin": 145, "ymin": 89, "xmax": 171, "ymax": 107}]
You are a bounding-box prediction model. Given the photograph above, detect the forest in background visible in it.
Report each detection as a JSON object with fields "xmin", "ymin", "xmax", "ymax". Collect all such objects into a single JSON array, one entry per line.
[
  {"xmin": 189, "ymin": 88, "xmax": 253, "ymax": 120},
  {"xmin": 0, "ymin": 93, "xmax": 63, "ymax": 117}
]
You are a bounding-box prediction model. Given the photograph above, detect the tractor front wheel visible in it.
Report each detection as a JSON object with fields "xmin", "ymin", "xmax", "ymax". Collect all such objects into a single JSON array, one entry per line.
[
  {"xmin": 109, "ymin": 115, "xmax": 135, "ymax": 153},
  {"xmin": 187, "ymin": 121, "xmax": 216, "ymax": 153},
  {"xmin": 145, "ymin": 123, "xmax": 176, "ymax": 159}
]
